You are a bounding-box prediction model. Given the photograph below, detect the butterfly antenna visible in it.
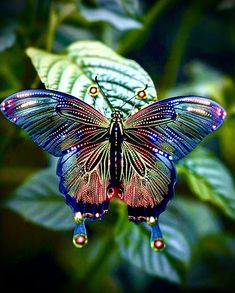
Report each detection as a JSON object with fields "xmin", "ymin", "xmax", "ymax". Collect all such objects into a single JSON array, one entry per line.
[
  {"xmin": 95, "ymin": 76, "xmax": 107, "ymax": 98},
  {"xmin": 95, "ymin": 76, "xmax": 113, "ymax": 111},
  {"xmin": 120, "ymin": 84, "xmax": 148, "ymax": 110}
]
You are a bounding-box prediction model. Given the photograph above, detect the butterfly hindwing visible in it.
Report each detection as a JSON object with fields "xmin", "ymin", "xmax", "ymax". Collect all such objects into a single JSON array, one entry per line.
[
  {"xmin": 58, "ymin": 140, "xmax": 110, "ymax": 219},
  {"xmin": 121, "ymin": 141, "xmax": 176, "ymax": 222}
]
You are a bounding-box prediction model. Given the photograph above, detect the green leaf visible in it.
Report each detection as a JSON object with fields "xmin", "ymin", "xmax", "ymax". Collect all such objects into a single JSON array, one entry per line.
[
  {"xmin": 177, "ymin": 148, "xmax": 235, "ymax": 220},
  {"xmin": 115, "ymin": 207, "xmax": 192, "ymax": 284},
  {"xmin": 5, "ymin": 167, "xmax": 74, "ymax": 230},
  {"xmin": 118, "ymin": 0, "xmax": 141, "ymax": 17},
  {"xmin": 80, "ymin": 6, "xmax": 142, "ymax": 31},
  {"xmin": 55, "ymin": 24, "xmax": 96, "ymax": 51},
  {"xmin": 220, "ymin": 114, "xmax": 235, "ymax": 168},
  {"xmin": 79, "ymin": 0, "xmax": 142, "ymax": 31},
  {"xmin": 187, "ymin": 233, "xmax": 235, "ymax": 289},
  {"xmin": 167, "ymin": 61, "xmax": 232, "ymax": 104},
  {"xmin": 114, "ymin": 195, "xmax": 223, "ymax": 284},
  {"xmin": 26, "ymin": 41, "xmax": 157, "ymax": 115},
  {"xmin": 172, "ymin": 197, "xmax": 221, "ymax": 238},
  {"xmin": 5, "ymin": 161, "xmax": 223, "ymax": 284},
  {"xmin": 0, "ymin": 22, "xmax": 16, "ymax": 52}
]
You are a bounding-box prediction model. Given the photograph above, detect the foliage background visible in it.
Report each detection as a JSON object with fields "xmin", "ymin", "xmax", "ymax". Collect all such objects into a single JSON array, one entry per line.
[{"xmin": 0, "ymin": 0, "xmax": 235, "ymax": 292}]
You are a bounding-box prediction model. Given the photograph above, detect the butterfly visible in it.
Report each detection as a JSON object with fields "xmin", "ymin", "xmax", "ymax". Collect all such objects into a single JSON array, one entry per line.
[{"xmin": 0, "ymin": 85, "xmax": 226, "ymax": 251}]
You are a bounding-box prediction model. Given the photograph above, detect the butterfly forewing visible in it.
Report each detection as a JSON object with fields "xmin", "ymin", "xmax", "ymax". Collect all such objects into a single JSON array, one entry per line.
[
  {"xmin": 1, "ymin": 89, "xmax": 110, "ymax": 156},
  {"xmin": 124, "ymin": 103, "xmax": 176, "ymax": 128},
  {"xmin": 124, "ymin": 96, "xmax": 226, "ymax": 161}
]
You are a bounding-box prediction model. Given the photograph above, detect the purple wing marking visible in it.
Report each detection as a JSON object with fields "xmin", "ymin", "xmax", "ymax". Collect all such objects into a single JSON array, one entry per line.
[
  {"xmin": 1, "ymin": 89, "xmax": 109, "ymax": 156},
  {"xmin": 124, "ymin": 95, "xmax": 226, "ymax": 161}
]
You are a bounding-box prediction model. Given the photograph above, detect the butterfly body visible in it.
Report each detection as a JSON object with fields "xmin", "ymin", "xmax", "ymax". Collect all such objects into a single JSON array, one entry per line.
[
  {"xmin": 108, "ymin": 110, "xmax": 124, "ymax": 200},
  {"xmin": 1, "ymin": 89, "xmax": 226, "ymax": 251}
]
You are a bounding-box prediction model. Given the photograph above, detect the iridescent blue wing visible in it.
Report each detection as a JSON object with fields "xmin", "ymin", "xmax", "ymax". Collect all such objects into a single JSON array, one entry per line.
[
  {"xmin": 1, "ymin": 89, "xmax": 111, "ymax": 246},
  {"xmin": 1, "ymin": 89, "xmax": 110, "ymax": 156},
  {"xmin": 121, "ymin": 141, "xmax": 176, "ymax": 218},
  {"xmin": 123, "ymin": 96, "xmax": 226, "ymax": 250},
  {"xmin": 124, "ymin": 96, "xmax": 226, "ymax": 161},
  {"xmin": 58, "ymin": 139, "xmax": 110, "ymax": 218},
  {"xmin": 120, "ymin": 141, "xmax": 176, "ymax": 251}
]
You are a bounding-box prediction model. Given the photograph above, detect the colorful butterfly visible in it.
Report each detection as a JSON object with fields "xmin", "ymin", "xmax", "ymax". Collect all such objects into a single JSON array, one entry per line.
[{"xmin": 0, "ymin": 85, "xmax": 226, "ymax": 251}]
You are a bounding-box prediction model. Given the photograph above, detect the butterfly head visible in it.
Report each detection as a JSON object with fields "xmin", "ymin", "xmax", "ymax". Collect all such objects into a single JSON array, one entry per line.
[{"xmin": 111, "ymin": 110, "xmax": 123, "ymax": 122}]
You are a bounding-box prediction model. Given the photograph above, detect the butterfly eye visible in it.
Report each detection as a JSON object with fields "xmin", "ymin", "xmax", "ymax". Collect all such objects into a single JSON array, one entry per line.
[
  {"xmin": 136, "ymin": 88, "xmax": 148, "ymax": 99},
  {"xmin": 87, "ymin": 85, "xmax": 99, "ymax": 97}
]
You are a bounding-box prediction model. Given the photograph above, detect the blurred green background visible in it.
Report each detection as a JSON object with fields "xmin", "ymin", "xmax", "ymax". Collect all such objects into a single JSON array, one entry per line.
[{"xmin": 1, "ymin": 0, "xmax": 235, "ymax": 292}]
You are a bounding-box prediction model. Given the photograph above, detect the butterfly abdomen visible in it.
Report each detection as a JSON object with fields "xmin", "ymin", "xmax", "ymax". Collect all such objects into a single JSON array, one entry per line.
[{"xmin": 107, "ymin": 111, "xmax": 124, "ymax": 200}]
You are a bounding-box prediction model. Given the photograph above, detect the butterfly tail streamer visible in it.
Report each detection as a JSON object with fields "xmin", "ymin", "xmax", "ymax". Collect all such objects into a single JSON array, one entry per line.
[
  {"xmin": 71, "ymin": 201, "xmax": 109, "ymax": 248},
  {"xmin": 150, "ymin": 220, "xmax": 165, "ymax": 252},
  {"xmin": 73, "ymin": 219, "xmax": 88, "ymax": 248}
]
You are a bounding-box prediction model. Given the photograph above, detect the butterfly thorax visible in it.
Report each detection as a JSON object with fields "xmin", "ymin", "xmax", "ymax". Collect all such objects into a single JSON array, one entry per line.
[{"xmin": 107, "ymin": 110, "xmax": 124, "ymax": 200}]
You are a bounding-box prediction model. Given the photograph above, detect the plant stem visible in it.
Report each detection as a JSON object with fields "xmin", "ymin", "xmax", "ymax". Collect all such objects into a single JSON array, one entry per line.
[
  {"xmin": 102, "ymin": 23, "xmax": 114, "ymax": 49},
  {"xmin": 46, "ymin": 3, "xmax": 58, "ymax": 52},
  {"xmin": 46, "ymin": 2, "xmax": 75, "ymax": 52},
  {"xmin": 159, "ymin": 1, "xmax": 206, "ymax": 97}
]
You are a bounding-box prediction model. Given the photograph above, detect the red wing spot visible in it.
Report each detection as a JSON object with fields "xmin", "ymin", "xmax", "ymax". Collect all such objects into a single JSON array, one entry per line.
[
  {"xmin": 107, "ymin": 186, "xmax": 119, "ymax": 200},
  {"xmin": 107, "ymin": 188, "xmax": 114, "ymax": 200},
  {"xmin": 75, "ymin": 235, "xmax": 86, "ymax": 246},
  {"xmin": 153, "ymin": 239, "xmax": 165, "ymax": 250},
  {"xmin": 118, "ymin": 188, "xmax": 124, "ymax": 200},
  {"xmin": 113, "ymin": 186, "xmax": 119, "ymax": 196}
]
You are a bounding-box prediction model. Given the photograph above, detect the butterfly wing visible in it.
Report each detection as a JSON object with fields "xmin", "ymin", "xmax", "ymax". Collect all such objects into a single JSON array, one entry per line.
[
  {"xmin": 122, "ymin": 141, "xmax": 176, "ymax": 222},
  {"xmin": 1, "ymin": 89, "xmax": 111, "ymax": 219},
  {"xmin": 58, "ymin": 140, "xmax": 110, "ymax": 220},
  {"xmin": 123, "ymin": 95, "xmax": 226, "ymax": 221},
  {"xmin": 1, "ymin": 89, "xmax": 110, "ymax": 156},
  {"xmin": 124, "ymin": 95, "xmax": 226, "ymax": 161}
]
